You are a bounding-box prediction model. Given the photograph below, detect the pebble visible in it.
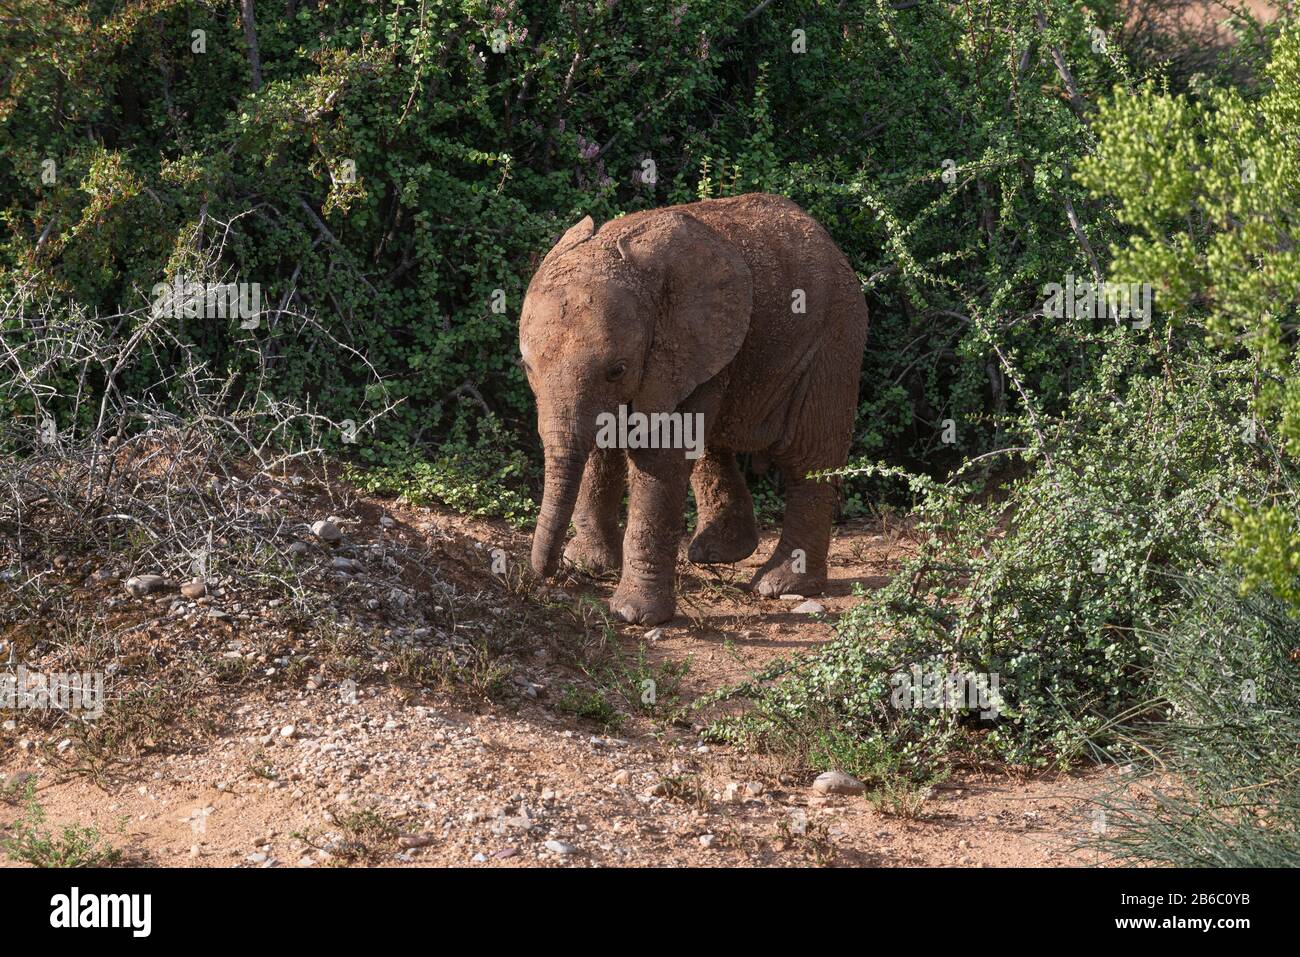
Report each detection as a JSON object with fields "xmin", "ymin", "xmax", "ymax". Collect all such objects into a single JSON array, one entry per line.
[
  {"xmin": 288, "ymin": 541, "xmax": 310, "ymax": 558},
  {"xmin": 793, "ymin": 599, "xmax": 826, "ymax": 615},
  {"xmin": 812, "ymin": 770, "xmax": 866, "ymax": 796},
  {"xmin": 612, "ymin": 769, "xmax": 632, "ymax": 787},
  {"xmin": 180, "ymin": 578, "xmax": 208, "ymax": 599},
  {"xmin": 311, "ymin": 520, "xmax": 343, "ymax": 543},
  {"xmin": 124, "ymin": 574, "xmax": 169, "ymax": 597},
  {"xmin": 279, "ymin": 724, "xmax": 296, "ymax": 739},
  {"xmin": 544, "ymin": 840, "xmax": 576, "ymax": 856},
  {"xmin": 779, "ymin": 594, "xmax": 805, "ymax": 601}
]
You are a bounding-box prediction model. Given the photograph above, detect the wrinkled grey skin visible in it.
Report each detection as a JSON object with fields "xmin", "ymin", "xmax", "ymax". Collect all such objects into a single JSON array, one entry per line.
[{"xmin": 520, "ymin": 192, "xmax": 869, "ymax": 625}]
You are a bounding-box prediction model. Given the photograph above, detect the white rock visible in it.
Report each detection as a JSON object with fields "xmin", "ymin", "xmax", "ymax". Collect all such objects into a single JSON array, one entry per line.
[
  {"xmin": 793, "ymin": 599, "xmax": 826, "ymax": 615},
  {"xmin": 812, "ymin": 770, "xmax": 865, "ymax": 796},
  {"xmin": 544, "ymin": 840, "xmax": 576, "ymax": 856},
  {"xmin": 124, "ymin": 574, "xmax": 168, "ymax": 597}
]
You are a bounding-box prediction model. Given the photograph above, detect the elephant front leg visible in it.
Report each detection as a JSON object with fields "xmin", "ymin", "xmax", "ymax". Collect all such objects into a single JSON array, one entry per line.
[
  {"xmin": 609, "ymin": 448, "xmax": 690, "ymax": 625},
  {"xmin": 564, "ymin": 446, "xmax": 627, "ymax": 575}
]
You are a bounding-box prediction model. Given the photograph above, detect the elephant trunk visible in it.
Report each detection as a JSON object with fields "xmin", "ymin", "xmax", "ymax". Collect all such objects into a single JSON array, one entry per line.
[{"xmin": 531, "ymin": 427, "xmax": 594, "ymax": 578}]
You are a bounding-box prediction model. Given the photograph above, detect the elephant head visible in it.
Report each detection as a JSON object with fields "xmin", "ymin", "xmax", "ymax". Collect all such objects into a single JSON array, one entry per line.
[{"xmin": 520, "ymin": 209, "xmax": 754, "ymax": 577}]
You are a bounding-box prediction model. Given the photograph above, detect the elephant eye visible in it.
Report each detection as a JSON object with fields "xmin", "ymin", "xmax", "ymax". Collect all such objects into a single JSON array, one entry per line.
[{"xmin": 606, "ymin": 360, "xmax": 628, "ymax": 382}]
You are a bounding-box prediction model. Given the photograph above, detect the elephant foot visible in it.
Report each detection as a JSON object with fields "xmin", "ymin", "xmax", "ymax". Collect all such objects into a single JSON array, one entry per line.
[
  {"xmin": 687, "ymin": 519, "xmax": 759, "ymax": 565},
  {"xmin": 750, "ymin": 555, "xmax": 826, "ymax": 599},
  {"xmin": 609, "ymin": 581, "xmax": 676, "ymax": 625},
  {"xmin": 564, "ymin": 535, "xmax": 622, "ymax": 576}
]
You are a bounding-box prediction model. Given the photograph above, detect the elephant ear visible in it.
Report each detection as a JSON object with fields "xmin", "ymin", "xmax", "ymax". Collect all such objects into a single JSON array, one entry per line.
[
  {"xmin": 538, "ymin": 215, "xmax": 596, "ymax": 271},
  {"xmin": 616, "ymin": 211, "xmax": 753, "ymax": 414}
]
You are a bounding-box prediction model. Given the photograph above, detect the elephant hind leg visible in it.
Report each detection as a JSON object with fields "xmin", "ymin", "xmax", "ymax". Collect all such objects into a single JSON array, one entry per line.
[
  {"xmin": 687, "ymin": 446, "xmax": 759, "ymax": 565},
  {"xmin": 563, "ymin": 446, "xmax": 626, "ymax": 575},
  {"xmin": 750, "ymin": 470, "xmax": 836, "ymax": 597}
]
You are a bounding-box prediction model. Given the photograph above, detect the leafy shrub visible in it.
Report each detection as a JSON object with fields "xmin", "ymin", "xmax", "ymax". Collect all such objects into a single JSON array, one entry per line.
[
  {"xmin": 2, "ymin": 781, "xmax": 124, "ymax": 868},
  {"xmin": 710, "ymin": 334, "xmax": 1271, "ymax": 775},
  {"xmin": 1077, "ymin": 22, "xmax": 1300, "ymax": 608},
  {"xmin": 0, "ymin": 0, "xmax": 1132, "ymax": 516}
]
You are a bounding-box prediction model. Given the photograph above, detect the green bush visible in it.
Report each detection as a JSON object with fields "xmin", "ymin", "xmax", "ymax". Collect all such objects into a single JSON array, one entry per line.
[
  {"xmin": 1, "ymin": 0, "xmax": 1132, "ymax": 516},
  {"xmin": 1077, "ymin": 22, "xmax": 1300, "ymax": 608},
  {"xmin": 710, "ymin": 334, "xmax": 1271, "ymax": 775}
]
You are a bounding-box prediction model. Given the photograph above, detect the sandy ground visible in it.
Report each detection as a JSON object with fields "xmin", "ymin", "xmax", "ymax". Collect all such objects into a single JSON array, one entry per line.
[{"xmin": 1, "ymin": 496, "xmax": 1114, "ymax": 868}]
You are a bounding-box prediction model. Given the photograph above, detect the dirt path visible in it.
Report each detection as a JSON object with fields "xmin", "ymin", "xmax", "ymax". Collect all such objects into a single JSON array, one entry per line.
[{"xmin": 1, "ymin": 499, "xmax": 1112, "ymax": 868}]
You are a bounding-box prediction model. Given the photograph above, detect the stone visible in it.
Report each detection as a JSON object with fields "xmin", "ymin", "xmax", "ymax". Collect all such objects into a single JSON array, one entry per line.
[
  {"xmin": 612, "ymin": 769, "xmax": 632, "ymax": 787},
  {"xmin": 124, "ymin": 574, "xmax": 169, "ymax": 598},
  {"xmin": 398, "ymin": 833, "xmax": 435, "ymax": 849},
  {"xmin": 811, "ymin": 770, "xmax": 865, "ymax": 796},
  {"xmin": 180, "ymin": 578, "xmax": 208, "ymax": 599},
  {"xmin": 288, "ymin": 541, "xmax": 310, "ymax": 558},
  {"xmin": 793, "ymin": 599, "xmax": 826, "ymax": 615},
  {"xmin": 544, "ymin": 840, "xmax": 576, "ymax": 856},
  {"xmin": 310, "ymin": 520, "xmax": 343, "ymax": 543}
]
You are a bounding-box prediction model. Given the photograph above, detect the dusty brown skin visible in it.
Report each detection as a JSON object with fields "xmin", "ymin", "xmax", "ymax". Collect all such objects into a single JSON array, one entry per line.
[{"xmin": 520, "ymin": 193, "xmax": 868, "ymax": 625}]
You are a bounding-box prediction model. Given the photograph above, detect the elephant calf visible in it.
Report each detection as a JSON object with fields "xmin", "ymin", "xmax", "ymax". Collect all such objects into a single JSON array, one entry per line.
[{"xmin": 520, "ymin": 192, "xmax": 868, "ymax": 626}]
